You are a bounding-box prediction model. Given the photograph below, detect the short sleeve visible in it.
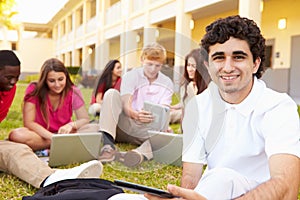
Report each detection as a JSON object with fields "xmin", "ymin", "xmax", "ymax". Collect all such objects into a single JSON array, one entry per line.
[
  {"xmin": 97, "ymin": 82, "xmax": 106, "ymax": 94},
  {"xmin": 182, "ymin": 96, "xmax": 207, "ymax": 164},
  {"xmin": 120, "ymin": 69, "xmax": 137, "ymax": 96},
  {"xmin": 261, "ymin": 97, "xmax": 300, "ymax": 158},
  {"xmin": 24, "ymin": 83, "xmax": 37, "ymax": 104},
  {"xmin": 114, "ymin": 77, "xmax": 122, "ymax": 91},
  {"xmin": 72, "ymin": 86, "xmax": 85, "ymax": 110}
]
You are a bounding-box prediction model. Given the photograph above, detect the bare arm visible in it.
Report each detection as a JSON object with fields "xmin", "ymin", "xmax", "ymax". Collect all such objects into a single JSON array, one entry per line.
[
  {"xmin": 169, "ymin": 103, "xmax": 182, "ymax": 110},
  {"xmin": 23, "ymin": 101, "xmax": 53, "ymax": 140},
  {"xmin": 70, "ymin": 105, "xmax": 89, "ymax": 129},
  {"xmin": 58, "ymin": 105, "xmax": 89, "ymax": 134},
  {"xmin": 121, "ymin": 94, "xmax": 137, "ymax": 119},
  {"xmin": 236, "ymin": 154, "xmax": 300, "ymax": 200},
  {"xmin": 187, "ymin": 81, "xmax": 198, "ymax": 96},
  {"xmin": 95, "ymin": 92, "xmax": 103, "ymax": 104},
  {"xmin": 181, "ymin": 162, "xmax": 204, "ymax": 189}
]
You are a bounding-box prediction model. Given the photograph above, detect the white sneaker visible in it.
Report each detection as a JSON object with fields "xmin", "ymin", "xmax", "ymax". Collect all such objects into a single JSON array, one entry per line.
[{"xmin": 43, "ymin": 160, "xmax": 103, "ymax": 187}]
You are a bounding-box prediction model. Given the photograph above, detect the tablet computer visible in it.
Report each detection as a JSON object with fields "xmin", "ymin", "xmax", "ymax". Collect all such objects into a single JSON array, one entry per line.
[
  {"xmin": 143, "ymin": 101, "xmax": 170, "ymax": 131},
  {"xmin": 114, "ymin": 179, "xmax": 178, "ymax": 198}
]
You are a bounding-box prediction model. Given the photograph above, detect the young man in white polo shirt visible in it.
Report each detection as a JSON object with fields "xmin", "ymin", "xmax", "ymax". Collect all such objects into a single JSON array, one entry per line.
[
  {"xmin": 148, "ymin": 15, "xmax": 300, "ymax": 200},
  {"xmin": 98, "ymin": 42, "xmax": 174, "ymax": 167},
  {"xmin": 108, "ymin": 15, "xmax": 300, "ymax": 200}
]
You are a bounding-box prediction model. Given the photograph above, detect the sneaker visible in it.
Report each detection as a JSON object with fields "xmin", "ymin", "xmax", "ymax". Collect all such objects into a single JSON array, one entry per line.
[
  {"xmin": 35, "ymin": 149, "xmax": 49, "ymax": 157},
  {"xmin": 98, "ymin": 144, "xmax": 117, "ymax": 162},
  {"xmin": 122, "ymin": 150, "xmax": 144, "ymax": 167},
  {"xmin": 114, "ymin": 151, "xmax": 126, "ymax": 163},
  {"xmin": 43, "ymin": 160, "xmax": 103, "ymax": 187}
]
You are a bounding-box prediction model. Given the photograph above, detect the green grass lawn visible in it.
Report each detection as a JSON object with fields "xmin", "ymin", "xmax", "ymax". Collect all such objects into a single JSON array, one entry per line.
[
  {"xmin": 0, "ymin": 84, "xmax": 182, "ymax": 199},
  {"xmin": 0, "ymin": 84, "xmax": 299, "ymax": 199}
]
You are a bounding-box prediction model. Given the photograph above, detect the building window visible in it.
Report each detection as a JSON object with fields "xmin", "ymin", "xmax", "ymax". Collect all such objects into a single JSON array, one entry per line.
[
  {"xmin": 61, "ymin": 53, "xmax": 65, "ymax": 63},
  {"xmin": 11, "ymin": 42, "xmax": 17, "ymax": 50},
  {"xmin": 68, "ymin": 51, "xmax": 72, "ymax": 66},
  {"xmin": 61, "ymin": 20, "xmax": 66, "ymax": 36},
  {"xmin": 90, "ymin": 0, "xmax": 96, "ymax": 18},
  {"xmin": 53, "ymin": 25, "xmax": 58, "ymax": 40},
  {"xmin": 67, "ymin": 15, "xmax": 73, "ymax": 32},
  {"xmin": 265, "ymin": 39, "xmax": 275, "ymax": 69},
  {"xmin": 76, "ymin": 6, "xmax": 83, "ymax": 27},
  {"xmin": 264, "ymin": 45, "xmax": 273, "ymax": 68}
]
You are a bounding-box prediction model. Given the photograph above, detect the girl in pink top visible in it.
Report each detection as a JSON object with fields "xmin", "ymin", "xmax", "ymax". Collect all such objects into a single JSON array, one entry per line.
[
  {"xmin": 9, "ymin": 58, "xmax": 90, "ymax": 151},
  {"xmin": 88, "ymin": 59, "xmax": 122, "ymax": 116}
]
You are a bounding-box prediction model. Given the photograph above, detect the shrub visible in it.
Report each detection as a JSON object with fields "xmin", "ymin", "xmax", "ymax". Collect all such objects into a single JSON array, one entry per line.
[{"xmin": 24, "ymin": 74, "xmax": 40, "ymax": 83}]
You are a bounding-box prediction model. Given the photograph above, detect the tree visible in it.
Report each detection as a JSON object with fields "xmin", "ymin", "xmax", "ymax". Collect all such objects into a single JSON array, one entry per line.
[{"xmin": 0, "ymin": 0, "xmax": 17, "ymax": 29}]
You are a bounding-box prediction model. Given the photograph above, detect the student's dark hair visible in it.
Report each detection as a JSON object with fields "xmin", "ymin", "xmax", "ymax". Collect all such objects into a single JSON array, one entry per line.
[
  {"xmin": 0, "ymin": 50, "xmax": 21, "ymax": 68},
  {"xmin": 94, "ymin": 59, "xmax": 120, "ymax": 99},
  {"xmin": 182, "ymin": 48, "xmax": 211, "ymax": 102},
  {"xmin": 26, "ymin": 58, "xmax": 74, "ymax": 127},
  {"xmin": 201, "ymin": 15, "xmax": 266, "ymax": 79}
]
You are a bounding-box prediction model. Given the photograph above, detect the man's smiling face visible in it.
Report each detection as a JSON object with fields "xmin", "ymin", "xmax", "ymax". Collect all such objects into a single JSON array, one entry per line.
[
  {"xmin": 207, "ymin": 37, "xmax": 261, "ymax": 104},
  {"xmin": 0, "ymin": 65, "xmax": 20, "ymax": 91}
]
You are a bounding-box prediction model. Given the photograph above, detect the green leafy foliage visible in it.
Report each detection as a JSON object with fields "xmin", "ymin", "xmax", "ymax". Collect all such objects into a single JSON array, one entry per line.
[
  {"xmin": 66, "ymin": 66, "xmax": 81, "ymax": 75},
  {"xmin": 0, "ymin": 0, "xmax": 18, "ymax": 29}
]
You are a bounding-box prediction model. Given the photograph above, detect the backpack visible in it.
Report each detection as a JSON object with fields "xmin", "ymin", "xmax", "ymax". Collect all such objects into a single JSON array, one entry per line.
[{"xmin": 22, "ymin": 178, "xmax": 124, "ymax": 200}]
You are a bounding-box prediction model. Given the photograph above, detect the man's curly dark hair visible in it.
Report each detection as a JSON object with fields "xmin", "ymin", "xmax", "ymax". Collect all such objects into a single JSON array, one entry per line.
[{"xmin": 201, "ymin": 15, "xmax": 266, "ymax": 79}]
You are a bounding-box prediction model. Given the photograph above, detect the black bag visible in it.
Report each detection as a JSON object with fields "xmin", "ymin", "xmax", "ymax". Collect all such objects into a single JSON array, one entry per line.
[{"xmin": 22, "ymin": 178, "xmax": 124, "ymax": 200}]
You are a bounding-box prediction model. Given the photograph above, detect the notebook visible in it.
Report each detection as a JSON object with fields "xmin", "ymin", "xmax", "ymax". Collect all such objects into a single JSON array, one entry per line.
[
  {"xmin": 147, "ymin": 130, "xmax": 183, "ymax": 166},
  {"xmin": 143, "ymin": 101, "xmax": 170, "ymax": 131},
  {"xmin": 48, "ymin": 132, "xmax": 103, "ymax": 167}
]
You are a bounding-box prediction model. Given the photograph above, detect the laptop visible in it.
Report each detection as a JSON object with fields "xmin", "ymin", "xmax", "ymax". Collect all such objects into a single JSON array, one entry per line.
[
  {"xmin": 147, "ymin": 130, "xmax": 183, "ymax": 166},
  {"xmin": 48, "ymin": 132, "xmax": 103, "ymax": 167},
  {"xmin": 143, "ymin": 101, "xmax": 170, "ymax": 131}
]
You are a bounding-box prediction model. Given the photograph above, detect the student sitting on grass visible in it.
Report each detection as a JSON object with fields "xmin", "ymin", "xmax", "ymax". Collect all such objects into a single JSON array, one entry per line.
[
  {"xmin": 8, "ymin": 58, "xmax": 95, "ymax": 151},
  {"xmin": 169, "ymin": 47, "xmax": 211, "ymax": 124},
  {"xmin": 98, "ymin": 42, "xmax": 174, "ymax": 167},
  {"xmin": 88, "ymin": 59, "xmax": 122, "ymax": 117},
  {"xmin": 108, "ymin": 15, "xmax": 300, "ymax": 200},
  {"xmin": 0, "ymin": 50, "xmax": 102, "ymax": 188}
]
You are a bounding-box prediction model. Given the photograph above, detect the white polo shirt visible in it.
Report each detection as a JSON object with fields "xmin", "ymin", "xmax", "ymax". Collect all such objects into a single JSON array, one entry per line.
[
  {"xmin": 182, "ymin": 78, "xmax": 300, "ymax": 183},
  {"xmin": 120, "ymin": 67, "xmax": 174, "ymax": 111}
]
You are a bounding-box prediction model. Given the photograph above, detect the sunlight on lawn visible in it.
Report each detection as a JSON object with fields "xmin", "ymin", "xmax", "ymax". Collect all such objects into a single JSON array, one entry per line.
[
  {"xmin": 1, "ymin": 84, "xmax": 299, "ymax": 199},
  {"xmin": 0, "ymin": 83, "xmax": 183, "ymax": 199}
]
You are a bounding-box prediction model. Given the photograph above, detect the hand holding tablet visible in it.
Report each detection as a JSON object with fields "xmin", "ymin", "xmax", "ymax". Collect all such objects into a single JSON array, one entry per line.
[{"xmin": 143, "ymin": 101, "xmax": 170, "ymax": 131}]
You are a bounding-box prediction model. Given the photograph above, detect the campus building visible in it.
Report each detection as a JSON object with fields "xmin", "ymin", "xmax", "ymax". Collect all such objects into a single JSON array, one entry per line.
[{"xmin": 0, "ymin": 0, "xmax": 299, "ymax": 100}]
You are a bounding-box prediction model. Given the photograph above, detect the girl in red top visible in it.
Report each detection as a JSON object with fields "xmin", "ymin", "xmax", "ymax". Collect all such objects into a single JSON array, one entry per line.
[
  {"xmin": 9, "ymin": 58, "xmax": 90, "ymax": 151},
  {"xmin": 88, "ymin": 60, "xmax": 122, "ymax": 116}
]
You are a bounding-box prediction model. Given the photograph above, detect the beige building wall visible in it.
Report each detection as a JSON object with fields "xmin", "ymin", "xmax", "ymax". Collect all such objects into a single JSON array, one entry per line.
[
  {"xmin": 262, "ymin": 0, "xmax": 300, "ymax": 69},
  {"xmin": 4, "ymin": 0, "xmax": 299, "ymax": 96},
  {"xmin": 192, "ymin": 10, "xmax": 238, "ymax": 43},
  {"xmin": 18, "ymin": 38, "xmax": 54, "ymax": 73}
]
